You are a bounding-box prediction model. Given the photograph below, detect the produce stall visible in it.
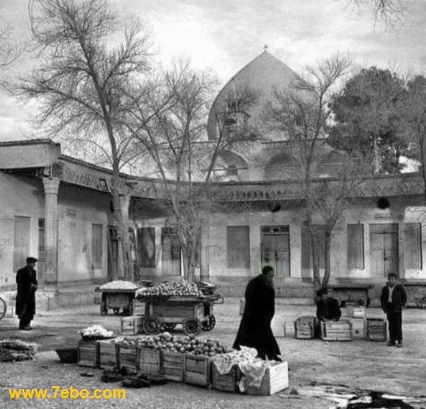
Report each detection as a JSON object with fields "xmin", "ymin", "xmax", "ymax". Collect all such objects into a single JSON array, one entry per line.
[
  {"xmin": 135, "ymin": 281, "xmax": 224, "ymax": 335},
  {"xmin": 98, "ymin": 280, "xmax": 140, "ymax": 316}
]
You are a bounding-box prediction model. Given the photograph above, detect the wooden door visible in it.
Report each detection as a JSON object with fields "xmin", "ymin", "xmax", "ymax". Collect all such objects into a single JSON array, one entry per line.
[
  {"xmin": 13, "ymin": 216, "xmax": 31, "ymax": 272},
  {"xmin": 370, "ymin": 224, "xmax": 398, "ymax": 277},
  {"xmin": 261, "ymin": 226, "xmax": 290, "ymax": 288},
  {"xmin": 107, "ymin": 226, "xmax": 118, "ymax": 280},
  {"xmin": 161, "ymin": 228, "xmax": 181, "ymax": 276}
]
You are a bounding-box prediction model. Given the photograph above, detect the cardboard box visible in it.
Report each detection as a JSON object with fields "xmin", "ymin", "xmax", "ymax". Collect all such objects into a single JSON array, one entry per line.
[
  {"xmin": 346, "ymin": 306, "xmax": 366, "ymax": 318},
  {"xmin": 350, "ymin": 318, "xmax": 365, "ymax": 339},
  {"xmin": 245, "ymin": 361, "xmax": 289, "ymax": 396}
]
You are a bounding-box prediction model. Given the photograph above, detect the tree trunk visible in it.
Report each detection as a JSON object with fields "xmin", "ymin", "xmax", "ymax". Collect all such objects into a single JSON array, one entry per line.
[
  {"xmin": 111, "ymin": 177, "xmax": 132, "ymax": 281},
  {"xmin": 321, "ymin": 228, "xmax": 332, "ymax": 287},
  {"xmin": 421, "ymin": 135, "xmax": 426, "ymax": 202}
]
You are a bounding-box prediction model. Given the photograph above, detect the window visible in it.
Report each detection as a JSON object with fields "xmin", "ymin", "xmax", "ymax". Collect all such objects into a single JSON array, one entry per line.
[
  {"xmin": 347, "ymin": 224, "xmax": 364, "ymax": 269},
  {"xmin": 91, "ymin": 224, "xmax": 103, "ymax": 269},
  {"xmin": 137, "ymin": 227, "xmax": 156, "ymax": 268},
  {"xmin": 38, "ymin": 218, "xmax": 45, "ymax": 260},
  {"xmin": 301, "ymin": 225, "xmax": 325, "ymax": 269},
  {"xmin": 227, "ymin": 226, "xmax": 250, "ymax": 268},
  {"xmin": 404, "ymin": 223, "xmax": 422, "ymax": 269}
]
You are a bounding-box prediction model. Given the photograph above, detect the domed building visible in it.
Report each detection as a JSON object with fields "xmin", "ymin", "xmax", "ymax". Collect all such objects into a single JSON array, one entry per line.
[{"xmin": 1, "ymin": 51, "xmax": 426, "ymax": 307}]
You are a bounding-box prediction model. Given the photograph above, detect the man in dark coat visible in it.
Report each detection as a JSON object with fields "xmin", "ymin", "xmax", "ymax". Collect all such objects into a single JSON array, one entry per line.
[
  {"xmin": 380, "ymin": 273, "xmax": 407, "ymax": 348},
  {"xmin": 316, "ymin": 288, "xmax": 342, "ymax": 322},
  {"xmin": 315, "ymin": 287, "xmax": 342, "ymax": 337},
  {"xmin": 233, "ymin": 266, "xmax": 281, "ymax": 361},
  {"xmin": 16, "ymin": 257, "xmax": 38, "ymax": 330}
]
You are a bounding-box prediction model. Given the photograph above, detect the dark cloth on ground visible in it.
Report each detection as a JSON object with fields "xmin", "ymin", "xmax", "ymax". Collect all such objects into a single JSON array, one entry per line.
[{"xmin": 233, "ymin": 274, "xmax": 281, "ymax": 360}]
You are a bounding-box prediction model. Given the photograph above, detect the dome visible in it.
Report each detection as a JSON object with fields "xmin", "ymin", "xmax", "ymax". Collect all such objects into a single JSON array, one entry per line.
[{"xmin": 207, "ymin": 51, "xmax": 299, "ymax": 139}]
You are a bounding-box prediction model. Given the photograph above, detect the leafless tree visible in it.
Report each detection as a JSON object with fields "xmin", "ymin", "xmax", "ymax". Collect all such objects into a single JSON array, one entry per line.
[
  {"xmin": 127, "ymin": 61, "xmax": 258, "ymax": 282},
  {"xmin": 0, "ymin": 17, "xmax": 26, "ymax": 90},
  {"xmin": 342, "ymin": 0, "xmax": 408, "ymax": 28},
  {"xmin": 263, "ymin": 55, "xmax": 367, "ymax": 290},
  {"xmin": 21, "ymin": 0, "xmax": 156, "ymax": 281}
]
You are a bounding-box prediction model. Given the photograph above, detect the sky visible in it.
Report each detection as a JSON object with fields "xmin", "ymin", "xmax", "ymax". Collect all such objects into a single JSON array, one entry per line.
[{"xmin": 0, "ymin": 0, "xmax": 425, "ymax": 141}]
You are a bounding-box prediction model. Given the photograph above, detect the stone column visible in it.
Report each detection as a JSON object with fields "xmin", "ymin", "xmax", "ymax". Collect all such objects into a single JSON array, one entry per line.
[{"xmin": 43, "ymin": 178, "xmax": 60, "ymax": 284}]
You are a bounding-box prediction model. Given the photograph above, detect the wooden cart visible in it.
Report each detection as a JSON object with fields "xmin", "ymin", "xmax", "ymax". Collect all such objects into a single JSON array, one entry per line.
[
  {"xmin": 136, "ymin": 294, "xmax": 224, "ymax": 336},
  {"xmin": 100, "ymin": 289, "xmax": 136, "ymax": 316}
]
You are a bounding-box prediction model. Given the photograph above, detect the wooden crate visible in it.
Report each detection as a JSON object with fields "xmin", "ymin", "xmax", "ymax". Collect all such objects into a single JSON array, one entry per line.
[
  {"xmin": 137, "ymin": 347, "xmax": 162, "ymax": 376},
  {"xmin": 184, "ymin": 354, "xmax": 211, "ymax": 387},
  {"xmin": 211, "ymin": 364, "xmax": 241, "ymax": 392},
  {"xmin": 132, "ymin": 300, "xmax": 146, "ymax": 316},
  {"xmin": 366, "ymin": 318, "xmax": 387, "ymax": 342},
  {"xmin": 162, "ymin": 351, "xmax": 185, "ymax": 382},
  {"xmin": 116, "ymin": 345, "xmax": 138, "ymax": 373},
  {"xmin": 120, "ymin": 316, "xmax": 143, "ymax": 335},
  {"xmin": 350, "ymin": 318, "xmax": 365, "ymax": 339},
  {"xmin": 320, "ymin": 320, "xmax": 352, "ymax": 341},
  {"xmin": 245, "ymin": 361, "xmax": 289, "ymax": 396},
  {"xmin": 346, "ymin": 306, "xmax": 366, "ymax": 318},
  {"xmin": 78, "ymin": 340, "xmax": 99, "ymax": 368},
  {"xmin": 98, "ymin": 339, "xmax": 118, "ymax": 370},
  {"xmin": 294, "ymin": 316, "xmax": 315, "ymax": 339}
]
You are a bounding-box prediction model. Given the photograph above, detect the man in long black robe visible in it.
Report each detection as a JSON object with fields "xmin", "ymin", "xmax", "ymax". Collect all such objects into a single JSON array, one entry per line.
[
  {"xmin": 16, "ymin": 257, "xmax": 38, "ymax": 330},
  {"xmin": 233, "ymin": 266, "xmax": 281, "ymax": 360}
]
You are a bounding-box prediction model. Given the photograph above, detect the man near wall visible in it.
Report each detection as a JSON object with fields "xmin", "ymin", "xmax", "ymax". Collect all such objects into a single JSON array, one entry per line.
[
  {"xmin": 16, "ymin": 257, "xmax": 38, "ymax": 330},
  {"xmin": 233, "ymin": 265, "xmax": 281, "ymax": 361},
  {"xmin": 380, "ymin": 273, "xmax": 407, "ymax": 348}
]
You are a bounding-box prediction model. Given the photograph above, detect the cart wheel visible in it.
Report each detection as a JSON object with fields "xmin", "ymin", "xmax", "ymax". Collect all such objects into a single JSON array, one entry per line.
[
  {"xmin": 161, "ymin": 323, "xmax": 177, "ymax": 331},
  {"xmin": 113, "ymin": 308, "xmax": 120, "ymax": 315},
  {"xmin": 142, "ymin": 317, "xmax": 162, "ymax": 335},
  {"xmin": 183, "ymin": 318, "xmax": 202, "ymax": 335},
  {"xmin": 201, "ymin": 315, "xmax": 216, "ymax": 331}
]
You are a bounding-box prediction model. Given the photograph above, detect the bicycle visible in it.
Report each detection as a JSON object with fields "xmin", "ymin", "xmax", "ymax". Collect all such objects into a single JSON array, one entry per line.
[{"xmin": 0, "ymin": 295, "xmax": 7, "ymax": 320}]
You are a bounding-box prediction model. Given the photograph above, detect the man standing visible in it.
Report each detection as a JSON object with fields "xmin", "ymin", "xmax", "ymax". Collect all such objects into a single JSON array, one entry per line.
[
  {"xmin": 16, "ymin": 257, "xmax": 38, "ymax": 330},
  {"xmin": 233, "ymin": 266, "xmax": 281, "ymax": 361},
  {"xmin": 380, "ymin": 273, "xmax": 407, "ymax": 348}
]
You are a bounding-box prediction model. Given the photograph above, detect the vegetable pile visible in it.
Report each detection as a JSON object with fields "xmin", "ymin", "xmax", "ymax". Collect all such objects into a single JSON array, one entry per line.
[
  {"xmin": 136, "ymin": 280, "xmax": 204, "ymax": 299},
  {"xmin": 99, "ymin": 280, "xmax": 139, "ymax": 291},
  {"xmin": 79, "ymin": 325, "xmax": 114, "ymax": 340},
  {"xmin": 115, "ymin": 332, "xmax": 227, "ymax": 357}
]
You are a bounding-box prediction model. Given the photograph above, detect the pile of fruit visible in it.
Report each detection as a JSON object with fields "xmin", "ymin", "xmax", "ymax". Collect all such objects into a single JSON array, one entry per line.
[
  {"xmin": 0, "ymin": 339, "xmax": 38, "ymax": 362},
  {"xmin": 99, "ymin": 280, "xmax": 139, "ymax": 291},
  {"xmin": 211, "ymin": 346, "xmax": 261, "ymax": 374},
  {"xmin": 136, "ymin": 280, "xmax": 204, "ymax": 299},
  {"xmin": 79, "ymin": 325, "xmax": 114, "ymax": 340},
  {"xmin": 115, "ymin": 332, "xmax": 228, "ymax": 357}
]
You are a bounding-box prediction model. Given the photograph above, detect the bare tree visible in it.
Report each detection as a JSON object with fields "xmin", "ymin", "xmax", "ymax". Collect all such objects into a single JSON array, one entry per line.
[
  {"xmin": 0, "ymin": 17, "xmax": 26, "ymax": 90},
  {"xmin": 263, "ymin": 55, "xmax": 364, "ymax": 290},
  {"xmin": 342, "ymin": 0, "xmax": 408, "ymax": 28},
  {"xmin": 22, "ymin": 0, "xmax": 155, "ymax": 281},
  {"xmin": 127, "ymin": 61, "xmax": 258, "ymax": 282}
]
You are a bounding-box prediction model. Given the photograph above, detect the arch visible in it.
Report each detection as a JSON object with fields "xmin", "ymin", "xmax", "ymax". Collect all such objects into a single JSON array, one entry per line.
[{"xmin": 264, "ymin": 152, "xmax": 301, "ymax": 180}]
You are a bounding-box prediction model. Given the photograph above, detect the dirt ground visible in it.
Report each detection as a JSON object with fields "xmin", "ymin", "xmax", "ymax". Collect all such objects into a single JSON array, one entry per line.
[{"xmin": 0, "ymin": 298, "xmax": 425, "ymax": 409}]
